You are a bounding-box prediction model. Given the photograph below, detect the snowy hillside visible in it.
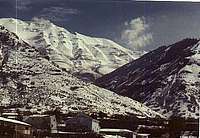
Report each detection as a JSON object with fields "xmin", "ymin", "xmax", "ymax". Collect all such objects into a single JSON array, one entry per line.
[
  {"xmin": 0, "ymin": 18, "xmax": 142, "ymax": 81},
  {"xmin": 96, "ymin": 38, "xmax": 200, "ymax": 119},
  {"xmin": 0, "ymin": 25, "xmax": 163, "ymax": 118}
]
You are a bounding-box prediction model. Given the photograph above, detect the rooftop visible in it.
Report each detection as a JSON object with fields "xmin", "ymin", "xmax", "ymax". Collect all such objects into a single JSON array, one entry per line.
[
  {"xmin": 100, "ymin": 128, "xmax": 133, "ymax": 133},
  {"xmin": 0, "ymin": 117, "xmax": 31, "ymax": 126},
  {"xmin": 137, "ymin": 133, "xmax": 150, "ymax": 136},
  {"xmin": 2, "ymin": 112, "xmax": 18, "ymax": 116}
]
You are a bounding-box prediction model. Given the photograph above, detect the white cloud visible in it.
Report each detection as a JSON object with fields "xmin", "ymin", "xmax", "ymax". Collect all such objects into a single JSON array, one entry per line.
[
  {"xmin": 121, "ymin": 17, "xmax": 153, "ymax": 50},
  {"xmin": 37, "ymin": 7, "xmax": 80, "ymax": 22}
]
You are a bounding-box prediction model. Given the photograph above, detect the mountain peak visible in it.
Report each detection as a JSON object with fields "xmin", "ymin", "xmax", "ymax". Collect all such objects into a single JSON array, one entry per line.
[{"xmin": 0, "ymin": 18, "xmax": 143, "ymax": 81}]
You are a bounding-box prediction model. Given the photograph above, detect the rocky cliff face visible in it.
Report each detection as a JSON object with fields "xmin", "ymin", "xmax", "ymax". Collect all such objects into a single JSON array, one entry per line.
[
  {"xmin": 0, "ymin": 25, "xmax": 163, "ymax": 118},
  {"xmin": 96, "ymin": 38, "xmax": 200, "ymax": 119}
]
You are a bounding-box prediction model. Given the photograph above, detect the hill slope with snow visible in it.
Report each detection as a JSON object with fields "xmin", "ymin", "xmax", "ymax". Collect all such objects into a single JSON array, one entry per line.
[
  {"xmin": 0, "ymin": 25, "xmax": 163, "ymax": 118},
  {"xmin": 0, "ymin": 18, "xmax": 142, "ymax": 81},
  {"xmin": 96, "ymin": 38, "xmax": 200, "ymax": 119}
]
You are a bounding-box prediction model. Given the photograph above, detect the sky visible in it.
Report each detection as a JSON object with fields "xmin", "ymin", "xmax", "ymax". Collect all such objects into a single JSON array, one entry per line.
[{"xmin": 0, "ymin": 0, "xmax": 200, "ymax": 51}]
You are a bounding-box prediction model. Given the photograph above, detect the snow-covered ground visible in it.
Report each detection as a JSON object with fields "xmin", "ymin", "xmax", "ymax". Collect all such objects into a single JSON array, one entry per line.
[
  {"xmin": 0, "ymin": 25, "xmax": 163, "ymax": 118},
  {"xmin": 0, "ymin": 18, "xmax": 143, "ymax": 81}
]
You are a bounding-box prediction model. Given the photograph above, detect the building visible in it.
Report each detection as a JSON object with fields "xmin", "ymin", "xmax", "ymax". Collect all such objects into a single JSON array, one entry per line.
[
  {"xmin": 100, "ymin": 128, "xmax": 135, "ymax": 138},
  {"xmin": 23, "ymin": 115, "xmax": 50, "ymax": 133},
  {"xmin": 64, "ymin": 113, "xmax": 100, "ymax": 133},
  {"xmin": 23, "ymin": 115, "xmax": 57, "ymax": 134},
  {"xmin": 0, "ymin": 116, "xmax": 32, "ymax": 138},
  {"xmin": 100, "ymin": 128, "xmax": 151, "ymax": 138},
  {"xmin": 23, "ymin": 115, "xmax": 57, "ymax": 133}
]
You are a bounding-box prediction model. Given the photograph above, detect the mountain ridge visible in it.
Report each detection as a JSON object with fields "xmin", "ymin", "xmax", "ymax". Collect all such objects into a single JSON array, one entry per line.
[{"xmin": 96, "ymin": 38, "xmax": 200, "ymax": 119}]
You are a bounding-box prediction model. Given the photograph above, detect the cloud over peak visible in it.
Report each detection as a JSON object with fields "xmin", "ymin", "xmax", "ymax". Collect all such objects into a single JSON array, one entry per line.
[{"xmin": 121, "ymin": 17, "xmax": 153, "ymax": 51}]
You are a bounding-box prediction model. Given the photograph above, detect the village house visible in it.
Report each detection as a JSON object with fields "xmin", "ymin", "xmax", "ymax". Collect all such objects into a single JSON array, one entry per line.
[
  {"xmin": 64, "ymin": 113, "xmax": 100, "ymax": 133},
  {"xmin": 100, "ymin": 128, "xmax": 135, "ymax": 138},
  {"xmin": 0, "ymin": 116, "xmax": 32, "ymax": 138},
  {"xmin": 100, "ymin": 128, "xmax": 151, "ymax": 138},
  {"xmin": 23, "ymin": 114, "xmax": 57, "ymax": 134}
]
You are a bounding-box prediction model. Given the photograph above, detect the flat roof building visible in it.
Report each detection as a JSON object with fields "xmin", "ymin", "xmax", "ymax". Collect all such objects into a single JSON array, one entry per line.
[{"xmin": 0, "ymin": 116, "xmax": 32, "ymax": 138}]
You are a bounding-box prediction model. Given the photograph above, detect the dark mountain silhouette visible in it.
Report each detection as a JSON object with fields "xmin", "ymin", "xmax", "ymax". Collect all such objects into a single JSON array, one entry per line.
[{"xmin": 96, "ymin": 38, "xmax": 200, "ymax": 118}]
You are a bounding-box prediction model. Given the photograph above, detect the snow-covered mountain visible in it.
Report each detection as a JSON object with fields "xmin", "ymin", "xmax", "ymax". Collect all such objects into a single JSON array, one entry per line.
[
  {"xmin": 0, "ymin": 18, "xmax": 142, "ymax": 81},
  {"xmin": 96, "ymin": 38, "xmax": 200, "ymax": 119},
  {"xmin": 0, "ymin": 25, "xmax": 163, "ymax": 118}
]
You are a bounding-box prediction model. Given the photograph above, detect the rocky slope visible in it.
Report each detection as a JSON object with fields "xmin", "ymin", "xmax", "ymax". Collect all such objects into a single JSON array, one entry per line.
[
  {"xmin": 0, "ymin": 18, "xmax": 142, "ymax": 81},
  {"xmin": 0, "ymin": 25, "xmax": 163, "ymax": 118},
  {"xmin": 96, "ymin": 38, "xmax": 200, "ymax": 119}
]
